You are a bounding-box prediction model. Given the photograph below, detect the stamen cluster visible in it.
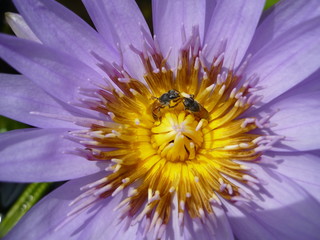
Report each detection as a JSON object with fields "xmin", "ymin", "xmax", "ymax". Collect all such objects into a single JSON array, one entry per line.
[{"xmin": 64, "ymin": 26, "xmax": 281, "ymax": 238}]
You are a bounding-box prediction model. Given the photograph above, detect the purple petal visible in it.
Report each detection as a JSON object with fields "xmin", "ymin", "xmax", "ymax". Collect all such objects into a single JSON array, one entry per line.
[
  {"xmin": 248, "ymin": 0, "xmax": 320, "ymax": 55},
  {"xmin": 277, "ymin": 68, "xmax": 320, "ymax": 94},
  {"xmin": 259, "ymin": 90, "xmax": 320, "ymax": 151},
  {"xmin": 223, "ymin": 200, "xmax": 278, "ymax": 240},
  {"xmin": 264, "ymin": 151, "xmax": 320, "ymax": 202},
  {"xmin": 5, "ymin": 12, "xmax": 40, "ymax": 42},
  {"xmin": 225, "ymin": 165, "xmax": 320, "ymax": 240},
  {"xmin": 204, "ymin": 0, "xmax": 265, "ymax": 68},
  {"xmin": 82, "ymin": 0, "xmax": 151, "ymax": 80},
  {"xmin": 13, "ymin": 0, "xmax": 119, "ymax": 72},
  {"xmin": 4, "ymin": 172, "xmax": 113, "ymax": 240},
  {"xmin": 245, "ymin": 17, "xmax": 320, "ymax": 105},
  {"xmin": 6, "ymin": 173, "xmax": 144, "ymax": 240},
  {"xmin": 0, "ymin": 128, "xmax": 107, "ymax": 182},
  {"xmin": 79, "ymin": 192, "xmax": 234, "ymax": 240},
  {"xmin": 248, "ymin": 67, "xmax": 320, "ymax": 112},
  {"xmin": 159, "ymin": 194, "xmax": 234, "ymax": 240},
  {"xmin": 181, "ymin": 207, "xmax": 234, "ymax": 240},
  {"xmin": 0, "ymin": 34, "xmax": 102, "ymax": 105},
  {"xmin": 0, "ymin": 74, "xmax": 91, "ymax": 128},
  {"xmin": 76, "ymin": 198, "xmax": 142, "ymax": 239},
  {"xmin": 152, "ymin": 0, "xmax": 207, "ymax": 68}
]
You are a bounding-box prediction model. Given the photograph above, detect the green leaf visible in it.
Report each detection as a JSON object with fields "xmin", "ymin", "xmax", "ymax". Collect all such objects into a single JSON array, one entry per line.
[
  {"xmin": 0, "ymin": 116, "xmax": 29, "ymax": 133},
  {"xmin": 264, "ymin": 0, "xmax": 280, "ymax": 10},
  {"xmin": 0, "ymin": 183, "xmax": 52, "ymax": 237}
]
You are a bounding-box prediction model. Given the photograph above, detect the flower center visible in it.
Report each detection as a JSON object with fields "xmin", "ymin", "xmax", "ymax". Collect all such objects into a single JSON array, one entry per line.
[
  {"xmin": 151, "ymin": 109, "xmax": 204, "ymax": 162},
  {"xmin": 64, "ymin": 28, "xmax": 282, "ymax": 238}
]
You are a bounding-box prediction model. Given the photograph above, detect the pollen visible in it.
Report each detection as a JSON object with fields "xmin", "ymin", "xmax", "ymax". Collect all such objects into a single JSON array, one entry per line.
[{"xmin": 66, "ymin": 27, "xmax": 280, "ymax": 237}]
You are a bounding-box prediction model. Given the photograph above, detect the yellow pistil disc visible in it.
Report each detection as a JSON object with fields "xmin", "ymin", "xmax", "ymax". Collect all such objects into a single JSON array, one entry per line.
[{"xmin": 151, "ymin": 111, "xmax": 203, "ymax": 162}]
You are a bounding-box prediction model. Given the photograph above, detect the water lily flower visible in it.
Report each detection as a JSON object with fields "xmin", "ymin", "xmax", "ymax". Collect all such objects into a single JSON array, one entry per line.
[{"xmin": 1, "ymin": 0, "xmax": 320, "ymax": 239}]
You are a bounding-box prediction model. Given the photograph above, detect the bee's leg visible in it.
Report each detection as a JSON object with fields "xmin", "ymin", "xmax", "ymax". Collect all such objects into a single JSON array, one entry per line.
[
  {"xmin": 152, "ymin": 105, "xmax": 165, "ymax": 124},
  {"xmin": 152, "ymin": 105, "xmax": 163, "ymax": 119}
]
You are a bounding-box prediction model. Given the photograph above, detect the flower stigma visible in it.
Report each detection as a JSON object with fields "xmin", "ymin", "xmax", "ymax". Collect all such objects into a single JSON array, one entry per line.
[{"xmin": 58, "ymin": 26, "xmax": 283, "ymax": 238}]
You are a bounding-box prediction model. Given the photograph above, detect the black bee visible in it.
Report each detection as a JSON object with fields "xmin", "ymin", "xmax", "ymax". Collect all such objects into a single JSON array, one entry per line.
[
  {"xmin": 152, "ymin": 89, "xmax": 181, "ymax": 120},
  {"xmin": 183, "ymin": 95, "xmax": 209, "ymax": 120}
]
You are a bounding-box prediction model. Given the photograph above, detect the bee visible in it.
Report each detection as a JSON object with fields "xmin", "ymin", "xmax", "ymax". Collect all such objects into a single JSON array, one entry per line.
[
  {"xmin": 183, "ymin": 95, "xmax": 209, "ymax": 120},
  {"xmin": 152, "ymin": 89, "xmax": 182, "ymax": 120}
]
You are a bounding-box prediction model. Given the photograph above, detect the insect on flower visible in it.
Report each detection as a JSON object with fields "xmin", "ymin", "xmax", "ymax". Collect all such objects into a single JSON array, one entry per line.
[
  {"xmin": 151, "ymin": 89, "xmax": 182, "ymax": 120},
  {"xmin": 151, "ymin": 90, "xmax": 209, "ymax": 122},
  {"xmin": 182, "ymin": 93, "xmax": 209, "ymax": 121}
]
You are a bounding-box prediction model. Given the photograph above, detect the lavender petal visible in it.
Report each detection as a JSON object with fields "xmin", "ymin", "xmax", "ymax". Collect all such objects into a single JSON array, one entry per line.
[{"xmin": 0, "ymin": 129, "xmax": 107, "ymax": 182}]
